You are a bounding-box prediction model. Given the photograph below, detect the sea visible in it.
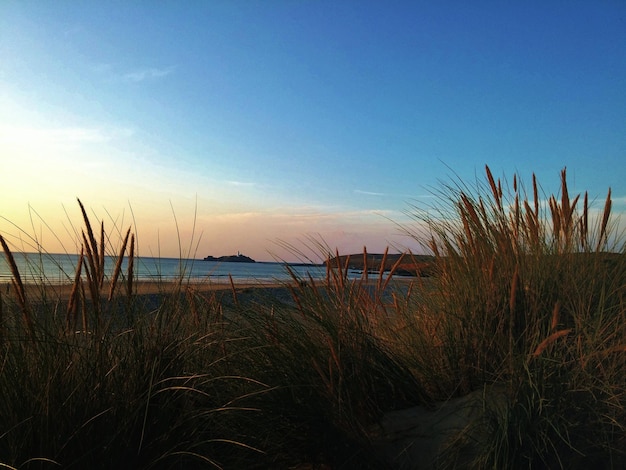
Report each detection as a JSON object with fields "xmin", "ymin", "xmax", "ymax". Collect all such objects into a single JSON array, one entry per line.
[{"xmin": 0, "ymin": 252, "xmax": 343, "ymax": 285}]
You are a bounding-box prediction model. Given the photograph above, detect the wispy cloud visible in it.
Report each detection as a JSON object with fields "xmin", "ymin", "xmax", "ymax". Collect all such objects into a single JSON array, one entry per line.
[
  {"xmin": 354, "ymin": 189, "xmax": 385, "ymax": 197},
  {"xmin": 122, "ymin": 66, "xmax": 176, "ymax": 82},
  {"xmin": 227, "ymin": 180, "xmax": 256, "ymax": 187},
  {"xmin": 354, "ymin": 189, "xmax": 432, "ymax": 200},
  {"xmin": 0, "ymin": 125, "xmax": 134, "ymax": 146},
  {"xmin": 0, "ymin": 126, "xmax": 107, "ymax": 145},
  {"xmin": 194, "ymin": 205, "xmax": 418, "ymax": 260},
  {"xmin": 606, "ymin": 195, "xmax": 626, "ymax": 214}
]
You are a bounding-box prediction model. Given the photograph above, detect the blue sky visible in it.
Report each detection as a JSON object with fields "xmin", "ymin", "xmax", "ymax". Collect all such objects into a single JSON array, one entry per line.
[{"xmin": 1, "ymin": 2, "xmax": 625, "ymax": 261}]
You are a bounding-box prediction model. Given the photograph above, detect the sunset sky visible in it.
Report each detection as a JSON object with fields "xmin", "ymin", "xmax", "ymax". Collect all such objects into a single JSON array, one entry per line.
[{"xmin": 1, "ymin": 2, "xmax": 625, "ymax": 262}]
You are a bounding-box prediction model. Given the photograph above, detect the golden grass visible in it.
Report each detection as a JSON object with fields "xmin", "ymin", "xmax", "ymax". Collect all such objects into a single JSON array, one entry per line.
[
  {"xmin": 0, "ymin": 234, "xmax": 33, "ymax": 338},
  {"xmin": 107, "ymin": 227, "xmax": 131, "ymax": 301},
  {"xmin": 1, "ymin": 169, "xmax": 624, "ymax": 468}
]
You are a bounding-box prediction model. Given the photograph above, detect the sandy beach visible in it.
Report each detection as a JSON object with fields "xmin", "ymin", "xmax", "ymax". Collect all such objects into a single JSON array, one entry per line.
[
  {"xmin": 4, "ymin": 279, "xmax": 290, "ymax": 303},
  {"xmin": 5, "ymin": 277, "xmax": 415, "ymax": 305}
]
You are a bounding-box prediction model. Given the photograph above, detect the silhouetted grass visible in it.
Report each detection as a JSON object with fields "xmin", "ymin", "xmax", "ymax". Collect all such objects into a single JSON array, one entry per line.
[
  {"xmin": 1, "ymin": 170, "xmax": 625, "ymax": 469},
  {"xmin": 399, "ymin": 167, "xmax": 626, "ymax": 468}
]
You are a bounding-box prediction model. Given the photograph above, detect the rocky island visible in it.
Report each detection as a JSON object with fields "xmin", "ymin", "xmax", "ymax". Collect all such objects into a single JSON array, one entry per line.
[{"xmin": 203, "ymin": 253, "xmax": 256, "ymax": 263}]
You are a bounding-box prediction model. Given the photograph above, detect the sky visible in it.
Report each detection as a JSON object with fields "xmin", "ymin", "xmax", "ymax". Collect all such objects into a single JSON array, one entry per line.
[{"xmin": 1, "ymin": 2, "xmax": 625, "ymax": 262}]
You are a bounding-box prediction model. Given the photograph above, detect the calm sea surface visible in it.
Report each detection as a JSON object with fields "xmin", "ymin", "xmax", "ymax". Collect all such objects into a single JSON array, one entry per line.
[{"xmin": 0, "ymin": 252, "xmax": 335, "ymax": 285}]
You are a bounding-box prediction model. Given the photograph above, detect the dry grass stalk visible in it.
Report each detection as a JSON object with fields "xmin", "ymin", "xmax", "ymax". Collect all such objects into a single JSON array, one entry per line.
[
  {"xmin": 66, "ymin": 248, "xmax": 84, "ymax": 330},
  {"xmin": 512, "ymin": 192, "xmax": 520, "ymax": 241},
  {"xmin": 327, "ymin": 335, "xmax": 341, "ymax": 372},
  {"xmin": 108, "ymin": 227, "xmax": 131, "ymax": 301},
  {"xmin": 524, "ymin": 200, "xmax": 539, "ymax": 246},
  {"xmin": 325, "ymin": 253, "xmax": 334, "ymax": 287},
  {"xmin": 126, "ymin": 234, "xmax": 134, "ymax": 298},
  {"xmin": 509, "ymin": 264, "xmax": 519, "ymax": 315},
  {"xmin": 288, "ymin": 282, "xmax": 304, "ymax": 314},
  {"xmin": 568, "ymin": 195, "xmax": 580, "ymax": 230},
  {"xmin": 0, "ymin": 289, "xmax": 3, "ymax": 337},
  {"xmin": 229, "ymin": 273, "xmax": 239, "ymax": 307},
  {"xmin": 477, "ymin": 196, "xmax": 489, "ymax": 225},
  {"xmin": 81, "ymin": 230, "xmax": 100, "ymax": 303},
  {"xmin": 83, "ymin": 261, "xmax": 98, "ymax": 316},
  {"xmin": 325, "ymin": 249, "xmax": 348, "ymax": 291},
  {"xmin": 531, "ymin": 329, "xmax": 572, "ymax": 358},
  {"xmin": 551, "ymin": 301, "xmax": 561, "ymax": 331},
  {"xmin": 557, "ymin": 168, "xmax": 581, "ymax": 247},
  {"xmin": 460, "ymin": 209, "xmax": 474, "ymax": 249},
  {"xmin": 342, "ymin": 253, "xmax": 351, "ymax": 289},
  {"xmin": 560, "ymin": 168, "xmax": 571, "ymax": 233},
  {"xmin": 508, "ymin": 264, "xmax": 519, "ymax": 374},
  {"xmin": 485, "ymin": 165, "xmax": 502, "ymax": 210},
  {"xmin": 80, "ymin": 279, "xmax": 87, "ymax": 332},
  {"xmin": 78, "ymin": 198, "xmax": 100, "ymax": 282},
  {"xmin": 381, "ymin": 252, "xmax": 405, "ymax": 293},
  {"xmin": 99, "ymin": 221, "xmax": 105, "ymax": 288},
  {"xmin": 581, "ymin": 192, "xmax": 589, "ymax": 249},
  {"xmin": 461, "ymin": 193, "xmax": 480, "ymax": 227},
  {"xmin": 0, "ymin": 234, "xmax": 33, "ymax": 337},
  {"xmin": 325, "ymin": 255, "xmax": 331, "ymax": 283},
  {"xmin": 549, "ymin": 195, "xmax": 562, "ymax": 248},
  {"xmin": 429, "ymin": 236, "xmax": 440, "ymax": 258},
  {"xmin": 0, "ymin": 235, "xmax": 25, "ymax": 308},
  {"xmin": 186, "ymin": 288, "xmax": 200, "ymax": 326},
  {"xmin": 376, "ymin": 247, "xmax": 389, "ymax": 292},
  {"xmin": 362, "ymin": 246, "xmax": 368, "ymax": 283},
  {"xmin": 532, "ymin": 172, "xmax": 539, "ymax": 218},
  {"xmin": 597, "ymin": 188, "xmax": 612, "ymax": 252},
  {"xmin": 560, "ymin": 168, "xmax": 569, "ymax": 216},
  {"xmin": 333, "ymin": 249, "xmax": 342, "ymax": 288}
]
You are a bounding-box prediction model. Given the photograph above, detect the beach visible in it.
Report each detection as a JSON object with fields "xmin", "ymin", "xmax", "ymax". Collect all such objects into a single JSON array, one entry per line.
[{"xmin": 3, "ymin": 279, "xmax": 291, "ymax": 304}]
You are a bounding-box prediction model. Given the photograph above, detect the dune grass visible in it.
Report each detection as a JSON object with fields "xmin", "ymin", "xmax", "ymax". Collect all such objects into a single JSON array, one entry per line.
[
  {"xmin": 1, "ymin": 168, "xmax": 625, "ymax": 469},
  {"xmin": 398, "ymin": 167, "xmax": 626, "ymax": 468}
]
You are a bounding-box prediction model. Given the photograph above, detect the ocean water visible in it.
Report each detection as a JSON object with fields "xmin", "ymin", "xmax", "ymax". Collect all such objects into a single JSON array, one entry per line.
[{"xmin": 0, "ymin": 252, "xmax": 333, "ymax": 285}]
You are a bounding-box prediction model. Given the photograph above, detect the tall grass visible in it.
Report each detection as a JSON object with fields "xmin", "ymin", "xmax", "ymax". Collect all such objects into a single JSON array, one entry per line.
[
  {"xmin": 1, "ymin": 169, "xmax": 625, "ymax": 469},
  {"xmin": 401, "ymin": 166, "xmax": 626, "ymax": 468},
  {"xmin": 0, "ymin": 200, "xmax": 269, "ymax": 469}
]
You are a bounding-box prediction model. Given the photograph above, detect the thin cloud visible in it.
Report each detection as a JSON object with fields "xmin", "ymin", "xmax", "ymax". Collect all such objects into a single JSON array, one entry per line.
[
  {"xmin": 354, "ymin": 189, "xmax": 431, "ymax": 200},
  {"xmin": 354, "ymin": 189, "xmax": 385, "ymax": 196},
  {"xmin": 0, "ymin": 126, "xmax": 107, "ymax": 145},
  {"xmin": 227, "ymin": 180, "xmax": 256, "ymax": 187},
  {"xmin": 122, "ymin": 66, "xmax": 176, "ymax": 82},
  {"xmin": 0, "ymin": 125, "xmax": 133, "ymax": 145},
  {"xmin": 612, "ymin": 195, "xmax": 626, "ymax": 207}
]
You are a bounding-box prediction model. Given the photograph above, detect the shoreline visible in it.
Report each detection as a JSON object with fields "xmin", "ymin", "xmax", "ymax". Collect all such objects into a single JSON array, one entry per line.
[
  {"xmin": 6, "ymin": 279, "xmax": 290, "ymax": 303},
  {"xmin": 5, "ymin": 277, "xmax": 417, "ymax": 303}
]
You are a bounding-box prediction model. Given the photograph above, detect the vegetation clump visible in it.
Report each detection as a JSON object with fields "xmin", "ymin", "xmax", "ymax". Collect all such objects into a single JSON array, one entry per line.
[{"xmin": 1, "ymin": 167, "xmax": 625, "ymax": 469}]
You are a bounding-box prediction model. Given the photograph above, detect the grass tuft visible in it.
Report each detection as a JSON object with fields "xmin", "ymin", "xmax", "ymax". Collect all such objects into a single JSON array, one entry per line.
[{"xmin": 1, "ymin": 168, "xmax": 625, "ymax": 469}]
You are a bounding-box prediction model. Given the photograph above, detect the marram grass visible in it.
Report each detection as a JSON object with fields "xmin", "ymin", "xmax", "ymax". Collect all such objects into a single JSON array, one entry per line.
[
  {"xmin": 1, "ymin": 170, "xmax": 625, "ymax": 469},
  {"xmin": 401, "ymin": 166, "xmax": 626, "ymax": 468}
]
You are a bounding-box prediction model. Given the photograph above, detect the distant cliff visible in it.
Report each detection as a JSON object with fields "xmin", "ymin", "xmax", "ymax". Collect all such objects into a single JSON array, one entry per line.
[
  {"xmin": 203, "ymin": 254, "xmax": 256, "ymax": 263},
  {"xmin": 324, "ymin": 253, "xmax": 436, "ymax": 277}
]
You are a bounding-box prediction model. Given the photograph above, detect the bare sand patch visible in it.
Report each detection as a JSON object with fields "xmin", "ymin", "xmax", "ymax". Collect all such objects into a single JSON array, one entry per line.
[{"xmin": 4, "ymin": 279, "xmax": 289, "ymax": 303}]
